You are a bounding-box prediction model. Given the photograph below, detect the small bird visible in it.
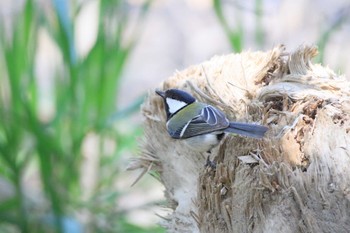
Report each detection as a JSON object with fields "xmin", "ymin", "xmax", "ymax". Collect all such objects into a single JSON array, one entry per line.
[{"xmin": 156, "ymin": 89, "xmax": 268, "ymax": 153}]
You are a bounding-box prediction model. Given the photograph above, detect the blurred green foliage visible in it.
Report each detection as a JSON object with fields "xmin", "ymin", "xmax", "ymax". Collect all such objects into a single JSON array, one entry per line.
[
  {"xmin": 213, "ymin": 0, "xmax": 244, "ymax": 52},
  {"xmin": 214, "ymin": 0, "xmax": 349, "ymax": 65},
  {"xmin": 316, "ymin": 7, "xmax": 350, "ymax": 64},
  {"xmin": 0, "ymin": 0, "xmax": 163, "ymax": 232},
  {"xmin": 213, "ymin": 0, "xmax": 267, "ymax": 52}
]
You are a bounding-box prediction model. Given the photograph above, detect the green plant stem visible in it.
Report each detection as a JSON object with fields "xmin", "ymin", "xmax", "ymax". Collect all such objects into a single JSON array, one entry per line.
[
  {"xmin": 213, "ymin": 0, "xmax": 243, "ymax": 52},
  {"xmin": 24, "ymin": 106, "xmax": 64, "ymax": 233},
  {"xmin": 0, "ymin": 127, "xmax": 28, "ymax": 231},
  {"xmin": 14, "ymin": 171, "xmax": 28, "ymax": 232},
  {"xmin": 316, "ymin": 7, "xmax": 350, "ymax": 63},
  {"xmin": 254, "ymin": 0, "xmax": 264, "ymax": 47}
]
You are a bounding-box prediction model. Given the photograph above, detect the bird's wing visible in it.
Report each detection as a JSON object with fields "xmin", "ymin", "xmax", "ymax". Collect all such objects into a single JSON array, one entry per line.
[{"xmin": 179, "ymin": 105, "xmax": 229, "ymax": 139}]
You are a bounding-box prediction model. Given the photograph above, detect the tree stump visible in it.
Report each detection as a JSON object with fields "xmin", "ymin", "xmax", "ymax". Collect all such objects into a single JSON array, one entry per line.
[{"xmin": 130, "ymin": 45, "xmax": 350, "ymax": 233}]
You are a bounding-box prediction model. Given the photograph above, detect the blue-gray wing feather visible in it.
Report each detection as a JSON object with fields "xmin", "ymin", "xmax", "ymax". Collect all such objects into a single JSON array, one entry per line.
[{"xmin": 180, "ymin": 106, "xmax": 229, "ymax": 138}]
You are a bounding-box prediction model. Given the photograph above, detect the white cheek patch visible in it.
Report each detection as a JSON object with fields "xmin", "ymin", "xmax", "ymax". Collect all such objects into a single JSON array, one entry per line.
[{"xmin": 166, "ymin": 98, "xmax": 187, "ymax": 114}]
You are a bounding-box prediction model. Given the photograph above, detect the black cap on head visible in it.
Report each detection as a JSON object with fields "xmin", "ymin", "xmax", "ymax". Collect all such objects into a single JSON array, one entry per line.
[
  {"xmin": 155, "ymin": 89, "xmax": 196, "ymax": 119},
  {"xmin": 164, "ymin": 89, "xmax": 196, "ymax": 104}
]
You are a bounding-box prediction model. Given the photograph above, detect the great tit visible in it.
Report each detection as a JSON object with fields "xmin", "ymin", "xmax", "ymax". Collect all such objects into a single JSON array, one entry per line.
[{"xmin": 156, "ymin": 89, "xmax": 268, "ymax": 153}]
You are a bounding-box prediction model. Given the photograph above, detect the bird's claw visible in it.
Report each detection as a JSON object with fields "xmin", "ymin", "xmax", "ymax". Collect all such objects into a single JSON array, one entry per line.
[{"xmin": 205, "ymin": 155, "xmax": 216, "ymax": 169}]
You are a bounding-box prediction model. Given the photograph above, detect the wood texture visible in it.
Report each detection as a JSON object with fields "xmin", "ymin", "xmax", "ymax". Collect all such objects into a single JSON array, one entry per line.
[{"xmin": 130, "ymin": 45, "xmax": 350, "ymax": 233}]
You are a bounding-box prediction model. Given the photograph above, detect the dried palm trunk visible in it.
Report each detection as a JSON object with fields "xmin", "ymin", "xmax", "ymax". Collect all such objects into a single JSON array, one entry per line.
[{"xmin": 129, "ymin": 45, "xmax": 350, "ymax": 233}]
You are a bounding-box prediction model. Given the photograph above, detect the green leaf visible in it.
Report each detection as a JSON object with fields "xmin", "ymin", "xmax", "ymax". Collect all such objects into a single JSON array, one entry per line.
[{"xmin": 213, "ymin": 0, "xmax": 243, "ymax": 52}]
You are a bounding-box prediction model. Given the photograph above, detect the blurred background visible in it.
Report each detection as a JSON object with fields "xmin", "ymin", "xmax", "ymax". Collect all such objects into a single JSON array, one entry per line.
[{"xmin": 0, "ymin": 0, "xmax": 349, "ymax": 232}]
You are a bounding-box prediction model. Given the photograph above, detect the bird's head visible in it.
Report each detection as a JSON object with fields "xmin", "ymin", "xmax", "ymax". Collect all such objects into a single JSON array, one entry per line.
[{"xmin": 156, "ymin": 89, "xmax": 196, "ymax": 119}]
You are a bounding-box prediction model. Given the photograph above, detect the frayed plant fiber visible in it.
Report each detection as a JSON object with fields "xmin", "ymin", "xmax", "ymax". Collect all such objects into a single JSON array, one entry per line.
[{"xmin": 129, "ymin": 45, "xmax": 350, "ymax": 233}]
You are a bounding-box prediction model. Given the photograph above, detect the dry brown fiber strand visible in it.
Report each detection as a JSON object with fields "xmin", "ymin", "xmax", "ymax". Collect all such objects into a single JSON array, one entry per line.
[{"xmin": 129, "ymin": 45, "xmax": 350, "ymax": 233}]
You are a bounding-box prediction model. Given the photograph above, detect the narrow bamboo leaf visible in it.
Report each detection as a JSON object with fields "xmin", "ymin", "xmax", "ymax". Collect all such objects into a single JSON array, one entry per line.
[{"xmin": 52, "ymin": 0, "xmax": 77, "ymax": 65}]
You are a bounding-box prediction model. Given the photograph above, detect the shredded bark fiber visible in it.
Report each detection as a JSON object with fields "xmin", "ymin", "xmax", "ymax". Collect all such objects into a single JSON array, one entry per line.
[{"xmin": 129, "ymin": 45, "xmax": 350, "ymax": 233}]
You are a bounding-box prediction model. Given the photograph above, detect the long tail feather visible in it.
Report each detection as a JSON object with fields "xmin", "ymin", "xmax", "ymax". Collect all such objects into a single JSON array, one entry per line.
[{"xmin": 224, "ymin": 122, "xmax": 268, "ymax": 139}]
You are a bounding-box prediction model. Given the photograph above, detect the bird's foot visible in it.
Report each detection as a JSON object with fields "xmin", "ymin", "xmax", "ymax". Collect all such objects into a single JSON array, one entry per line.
[{"xmin": 204, "ymin": 155, "xmax": 216, "ymax": 170}]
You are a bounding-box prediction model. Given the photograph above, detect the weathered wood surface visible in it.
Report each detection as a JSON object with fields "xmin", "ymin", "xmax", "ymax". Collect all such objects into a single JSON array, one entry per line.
[{"xmin": 130, "ymin": 45, "xmax": 350, "ymax": 233}]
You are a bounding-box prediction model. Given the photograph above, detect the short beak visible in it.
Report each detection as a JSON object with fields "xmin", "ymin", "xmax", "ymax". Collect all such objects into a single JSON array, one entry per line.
[{"xmin": 155, "ymin": 90, "xmax": 165, "ymax": 98}]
